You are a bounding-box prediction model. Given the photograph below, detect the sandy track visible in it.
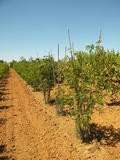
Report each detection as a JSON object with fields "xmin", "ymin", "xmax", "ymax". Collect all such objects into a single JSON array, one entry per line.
[{"xmin": 0, "ymin": 69, "xmax": 83, "ymax": 160}]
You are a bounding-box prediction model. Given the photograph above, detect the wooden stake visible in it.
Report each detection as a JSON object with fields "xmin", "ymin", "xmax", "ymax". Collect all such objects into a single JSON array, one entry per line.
[
  {"xmin": 99, "ymin": 29, "xmax": 102, "ymax": 42},
  {"xmin": 68, "ymin": 29, "xmax": 73, "ymax": 60},
  {"xmin": 57, "ymin": 44, "xmax": 60, "ymax": 85},
  {"xmin": 68, "ymin": 28, "xmax": 74, "ymax": 68},
  {"xmin": 50, "ymin": 50, "xmax": 56, "ymax": 86}
]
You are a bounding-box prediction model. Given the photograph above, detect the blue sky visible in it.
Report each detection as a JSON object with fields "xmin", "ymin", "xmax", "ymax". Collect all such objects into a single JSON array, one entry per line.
[{"xmin": 0, "ymin": 0, "xmax": 120, "ymax": 62}]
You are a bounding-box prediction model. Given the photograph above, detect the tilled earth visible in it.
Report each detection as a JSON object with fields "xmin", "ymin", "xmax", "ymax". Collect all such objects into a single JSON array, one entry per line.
[{"xmin": 0, "ymin": 69, "xmax": 120, "ymax": 160}]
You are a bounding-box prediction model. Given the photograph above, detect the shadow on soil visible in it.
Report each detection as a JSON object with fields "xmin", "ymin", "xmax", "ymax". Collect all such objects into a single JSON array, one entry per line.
[
  {"xmin": 0, "ymin": 72, "xmax": 10, "ymax": 88},
  {"xmin": 0, "ymin": 91, "xmax": 9, "ymax": 101},
  {"xmin": 0, "ymin": 79, "xmax": 8, "ymax": 88},
  {"xmin": 0, "ymin": 105, "xmax": 13, "ymax": 110},
  {"xmin": 89, "ymin": 123, "xmax": 120, "ymax": 146},
  {"xmin": 0, "ymin": 157, "xmax": 9, "ymax": 160},
  {"xmin": 0, "ymin": 118, "xmax": 6, "ymax": 125},
  {"xmin": 0, "ymin": 145, "xmax": 6, "ymax": 153},
  {"xmin": 0, "ymin": 145, "xmax": 9, "ymax": 160},
  {"xmin": 0, "ymin": 92, "xmax": 8, "ymax": 96},
  {"xmin": 0, "ymin": 73, "xmax": 10, "ymax": 101},
  {"xmin": 107, "ymin": 101, "xmax": 120, "ymax": 106},
  {"xmin": 0, "ymin": 81, "xmax": 8, "ymax": 86}
]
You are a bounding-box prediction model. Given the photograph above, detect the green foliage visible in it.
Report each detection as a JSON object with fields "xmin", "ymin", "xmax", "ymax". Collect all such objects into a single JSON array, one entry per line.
[
  {"xmin": 12, "ymin": 58, "xmax": 41, "ymax": 87},
  {"xmin": 55, "ymin": 85, "xmax": 74, "ymax": 115},
  {"xmin": 62, "ymin": 42, "xmax": 120, "ymax": 142},
  {"xmin": 39, "ymin": 56, "xmax": 57, "ymax": 103}
]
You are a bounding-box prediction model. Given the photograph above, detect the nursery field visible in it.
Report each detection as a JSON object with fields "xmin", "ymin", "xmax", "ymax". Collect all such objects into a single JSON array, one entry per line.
[
  {"xmin": 0, "ymin": 0, "xmax": 120, "ymax": 159},
  {"xmin": 0, "ymin": 68, "xmax": 120, "ymax": 160},
  {"xmin": 1, "ymin": 42, "xmax": 120, "ymax": 159}
]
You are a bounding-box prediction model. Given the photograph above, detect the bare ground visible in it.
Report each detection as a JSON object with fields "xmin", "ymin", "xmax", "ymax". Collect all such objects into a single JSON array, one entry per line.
[{"xmin": 0, "ymin": 69, "xmax": 120, "ymax": 160}]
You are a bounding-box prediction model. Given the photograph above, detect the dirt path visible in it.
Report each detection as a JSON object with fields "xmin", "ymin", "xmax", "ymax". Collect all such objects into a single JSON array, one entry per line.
[
  {"xmin": 0, "ymin": 69, "xmax": 120, "ymax": 160},
  {"xmin": 0, "ymin": 69, "xmax": 83, "ymax": 160}
]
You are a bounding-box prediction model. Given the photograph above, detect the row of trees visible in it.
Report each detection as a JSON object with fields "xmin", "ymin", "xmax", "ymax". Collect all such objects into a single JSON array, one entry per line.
[
  {"xmin": 11, "ymin": 40, "xmax": 120, "ymax": 142},
  {"xmin": 11, "ymin": 56, "xmax": 58, "ymax": 103}
]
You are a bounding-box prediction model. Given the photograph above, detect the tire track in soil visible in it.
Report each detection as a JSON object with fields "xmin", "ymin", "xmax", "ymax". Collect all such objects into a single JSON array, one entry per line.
[{"xmin": 0, "ymin": 69, "xmax": 83, "ymax": 160}]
